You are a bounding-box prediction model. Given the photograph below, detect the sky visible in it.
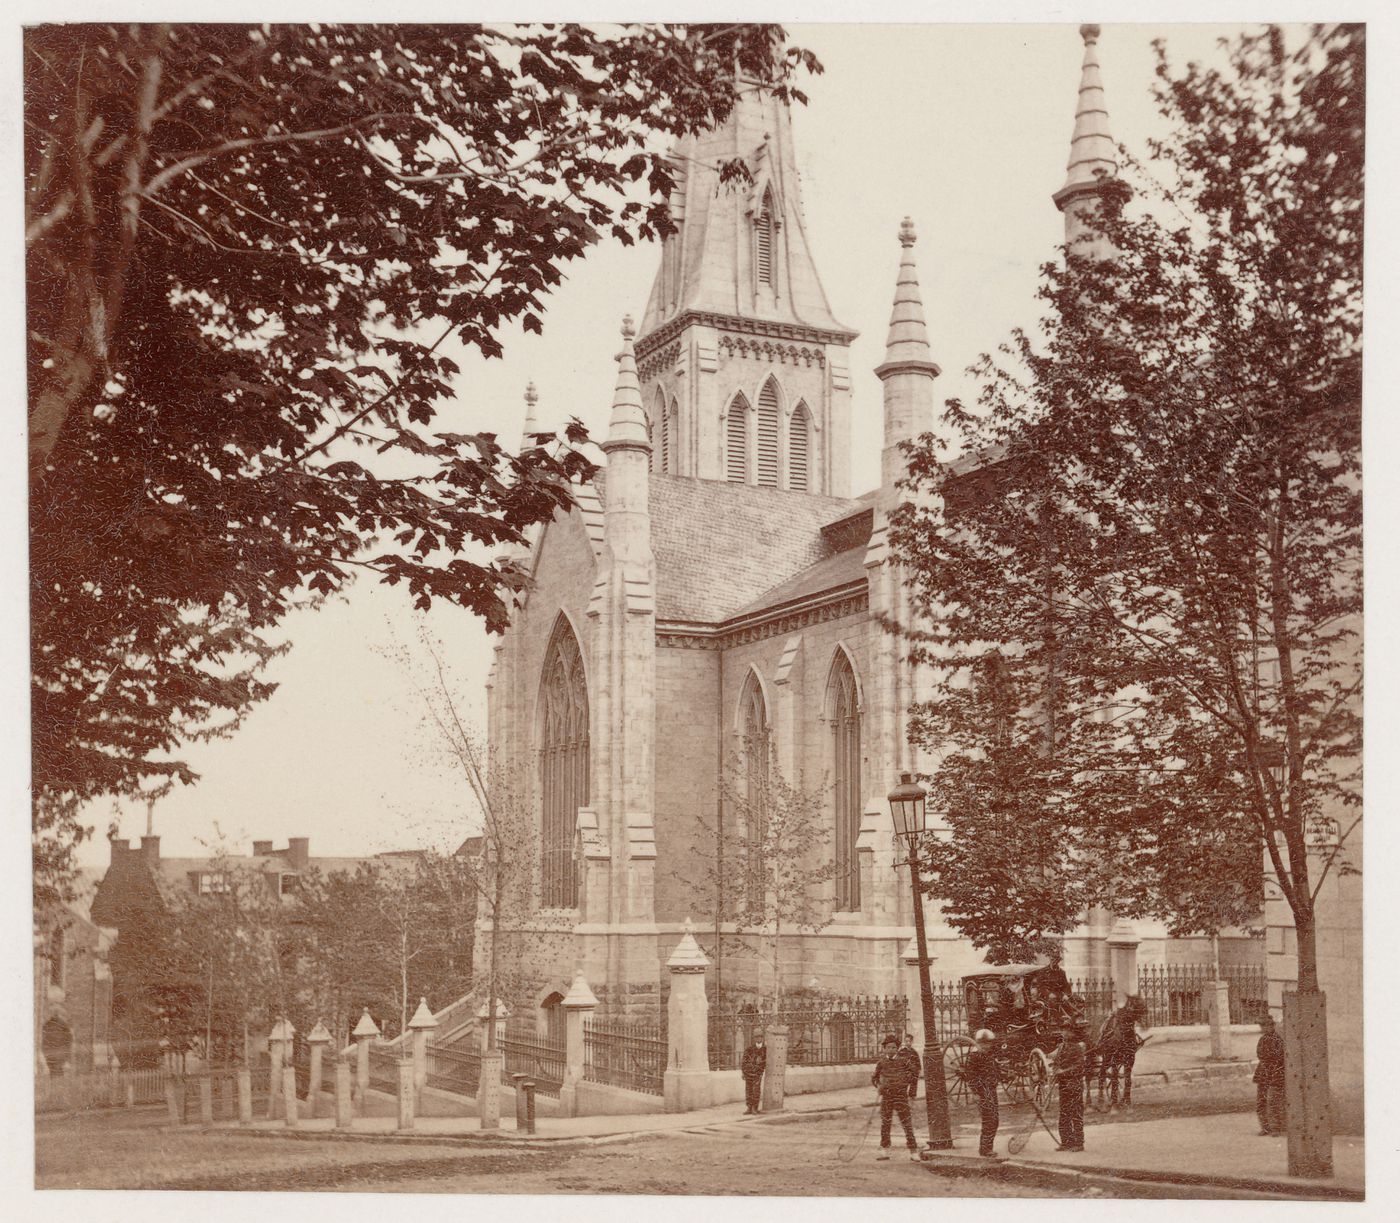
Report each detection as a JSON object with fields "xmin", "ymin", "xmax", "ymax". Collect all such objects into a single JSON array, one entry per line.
[{"xmin": 29, "ymin": 20, "xmax": 1319, "ymax": 869}]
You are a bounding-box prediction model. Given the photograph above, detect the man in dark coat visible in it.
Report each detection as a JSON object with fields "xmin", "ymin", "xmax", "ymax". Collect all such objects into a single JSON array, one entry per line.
[
  {"xmin": 1254, "ymin": 1015, "xmax": 1286, "ymax": 1135},
  {"xmin": 898, "ymin": 1033, "xmax": 922, "ymax": 1100},
  {"xmin": 871, "ymin": 1033, "xmax": 920, "ymax": 1160},
  {"xmin": 1053, "ymin": 1022, "xmax": 1087, "ymax": 1151},
  {"xmin": 741, "ymin": 1033, "xmax": 766, "ymax": 1115},
  {"xmin": 966, "ymin": 1028, "xmax": 1001, "ymax": 1157}
]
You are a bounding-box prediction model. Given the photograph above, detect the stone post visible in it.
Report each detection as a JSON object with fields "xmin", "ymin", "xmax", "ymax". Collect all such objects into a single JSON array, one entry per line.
[
  {"xmin": 1106, "ymin": 919, "xmax": 1141, "ymax": 1009},
  {"xmin": 512, "ymin": 1072, "xmax": 528, "ymax": 1129},
  {"xmin": 476, "ymin": 999, "xmax": 509, "ymax": 1052},
  {"xmin": 267, "ymin": 1017, "xmax": 292, "ymax": 1119},
  {"xmin": 236, "ymin": 1067, "xmax": 252, "ymax": 1124},
  {"xmin": 408, "ymin": 997, "xmax": 438, "ymax": 1094},
  {"xmin": 479, "ymin": 1049, "xmax": 505, "ymax": 1130},
  {"xmin": 1207, "ymin": 980, "xmax": 1234, "ymax": 1060},
  {"xmin": 396, "ymin": 1056, "xmax": 415, "ymax": 1130},
  {"xmin": 663, "ymin": 921, "xmax": 712, "ymax": 1113},
  {"xmin": 901, "ymin": 936, "xmax": 925, "ymax": 1049},
  {"xmin": 282, "ymin": 1065, "xmax": 298, "ymax": 1127},
  {"xmin": 762, "ymin": 1024, "xmax": 788, "ymax": 1113},
  {"xmin": 198, "ymin": 1075, "xmax": 213, "ymax": 1126},
  {"xmin": 307, "ymin": 1021, "xmax": 331, "ymax": 1118},
  {"xmin": 559, "ymin": 969, "xmax": 599, "ymax": 1119},
  {"xmin": 334, "ymin": 1053, "xmax": 352, "ymax": 1128},
  {"xmin": 124, "ymin": 1081, "xmax": 136, "ymax": 1109},
  {"xmin": 352, "ymin": 1008, "xmax": 380, "ymax": 1104}
]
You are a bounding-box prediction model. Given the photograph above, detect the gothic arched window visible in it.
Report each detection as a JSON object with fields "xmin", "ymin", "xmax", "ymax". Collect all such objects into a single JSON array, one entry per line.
[
  {"xmin": 667, "ymin": 395, "xmax": 678, "ymax": 475},
  {"xmin": 756, "ymin": 189, "xmax": 776, "ymax": 288},
  {"xmin": 726, "ymin": 393, "xmax": 749, "ymax": 484},
  {"xmin": 789, "ymin": 401, "xmax": 812, "ymax": 492},
  {"xmin": 653, "ymin": 387, "xmax": 666, "ymax": 475},
  {"xmin": 829, "ymin": 652, "xmax": 862, "ymax": 911},
  {"xmin": 539, "ymin": 618, "xmax": 589, "ymax": 908},
  {"xmin": 739, "ymin": 672, "xmax": 770, "ymax": 909},
  {"xmin": 756, "ymin": 379, "xmax": 780, "ymax": 487}
]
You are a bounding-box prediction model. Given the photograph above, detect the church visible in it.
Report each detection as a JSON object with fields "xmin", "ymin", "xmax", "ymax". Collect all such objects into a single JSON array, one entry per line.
[{"xmin": 480, "ymin": 27, "xmax": 1255, "ymax": 1018}]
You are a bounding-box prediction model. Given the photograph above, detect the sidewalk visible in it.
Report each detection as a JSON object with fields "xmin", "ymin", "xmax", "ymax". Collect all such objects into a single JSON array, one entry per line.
[{"xmin": 942, "ymin": 1109, "xmax": 1364, "ymax": 1201}]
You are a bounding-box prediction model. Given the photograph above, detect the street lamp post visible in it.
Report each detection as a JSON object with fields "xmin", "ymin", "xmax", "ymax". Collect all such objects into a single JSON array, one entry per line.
[{"xmin": 888, "ymin": 772, "xmax": 954, "ymax": 1151}]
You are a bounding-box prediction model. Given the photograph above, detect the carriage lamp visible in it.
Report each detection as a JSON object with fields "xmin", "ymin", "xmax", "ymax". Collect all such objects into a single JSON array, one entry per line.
[
  {"xmin": 887, "ymin": 773, "xmax": 928, "ymax": 841},
  {"xmin": 888, "ymin": 773, "xmax": 954, "ymax": 1151}
]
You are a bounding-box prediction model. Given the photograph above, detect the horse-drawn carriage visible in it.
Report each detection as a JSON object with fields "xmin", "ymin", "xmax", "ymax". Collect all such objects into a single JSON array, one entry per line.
[
  {"xmin": 941, "ymin": 963, "xmax": 1148, "ymax": 1112},
  {"xmin": 942, "ymin": 963, "xmax": 1071, "ymax": 1108}
]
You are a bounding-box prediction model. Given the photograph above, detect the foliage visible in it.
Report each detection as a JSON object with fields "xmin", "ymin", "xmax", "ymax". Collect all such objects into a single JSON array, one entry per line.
[
  {"xmin": 25, "ymin": 22, "xmax": 818, "ymax": 878},
  {"xmin": 888, "ymin": 25, "xmax": 1362, "ymax": 975}
]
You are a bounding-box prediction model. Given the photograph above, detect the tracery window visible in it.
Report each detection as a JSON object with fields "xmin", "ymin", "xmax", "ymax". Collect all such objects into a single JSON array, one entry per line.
[
  {"xmin": 740, "ymin": 673, "xmax": 771, "ymax": 909},
  {"xmin": 829, "ymin": 653, "xmax": 862, "ymax": 911},
  {"xmin": 540, "ymin": 619, "xmax": 589, "ymax": 908}
]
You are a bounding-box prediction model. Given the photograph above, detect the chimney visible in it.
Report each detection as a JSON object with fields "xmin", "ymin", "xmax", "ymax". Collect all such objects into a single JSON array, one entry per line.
[
  {"xmin": 287, "ymin": 837, "xmax": 309, "ymax": 872},
  {"xmin": 140, "ymin": 835, "xmax": 160, "ymax": 865},
  {"xmin": 252, "ymin": 840, "xmax": 273, "ymax": 857},
  {"xmin": 109, "ymin": 837, "xmax": 130, "ymax": 866}
]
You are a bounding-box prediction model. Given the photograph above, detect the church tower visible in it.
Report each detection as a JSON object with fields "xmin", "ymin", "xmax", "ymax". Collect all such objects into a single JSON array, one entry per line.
[{"xmin": 633, "ymin": 86, "xmax": 858, "ymax": 496}]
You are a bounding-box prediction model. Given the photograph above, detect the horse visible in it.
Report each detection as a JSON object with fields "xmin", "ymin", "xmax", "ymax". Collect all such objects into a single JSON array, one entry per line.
[{"xmin": 1086, "ymin": 995, "xmax": 1148, "ymax": 1111}]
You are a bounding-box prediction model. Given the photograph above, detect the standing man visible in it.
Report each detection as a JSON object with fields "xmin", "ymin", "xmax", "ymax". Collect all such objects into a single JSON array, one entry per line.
[
  {"xmin": 741, "ymin": 1032, "xmax": 767, "ymax": 1115},
  {"xmin": 966, "ymin": 1028, "xmax": 1001, "ymax": 1157},
  {"xmin": 1254, "ymin": 1015, "xmax": 1286, "ymax": 1135},
  {"xmin": 898, "ymin": 1032, "xmax": 922, "ymax": 1100},
  {"xmin": 872, "ymin": 1033, "xmax": 920, "ymax": 1161},
  {"xmin": 1053, "ymin": 1022, "xmax": 1087, "ymax": 1152}
]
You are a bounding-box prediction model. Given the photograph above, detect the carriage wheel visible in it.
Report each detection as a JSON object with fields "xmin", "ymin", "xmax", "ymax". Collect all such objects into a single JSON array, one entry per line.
[
  {"xmin": 941, "ymin": 1037, "xmax": 975, "ymax": 1107},
  {"xmin": 1030, "ymin": 1048, "xmax": 1056, "ymax": 1112},
  {"xmin": 1002, "ymin": 1055, "xmax": 1032, "ymax": 1106}
]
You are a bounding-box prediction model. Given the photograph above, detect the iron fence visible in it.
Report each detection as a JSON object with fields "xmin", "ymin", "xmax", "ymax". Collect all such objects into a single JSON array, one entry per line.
[
  {"xmin": 500, "ymin": 1026, "xmax": 567, "ymax": 1097},
  {"xmin": 1071, "ymin": 978, "xmax": 1116, "ymax": 1034},
  {"xmin": 1136, "ymin": 964, "xmax": 1270, "ymax": 1027},
  {"xmin": 583, "ymin": 1016, "xmax": 665, "ymax": 1095},
  {"xmin": 425, "ymin": 1042, "xmax": 482, "ymax": 1097},
  {"xmin": 34, "ymin": 1065, "xmax": 171, "ymax": 1113},
  {"xmin": 709, "ymin": 994, "xmax": 911, "ymax": 1069}
]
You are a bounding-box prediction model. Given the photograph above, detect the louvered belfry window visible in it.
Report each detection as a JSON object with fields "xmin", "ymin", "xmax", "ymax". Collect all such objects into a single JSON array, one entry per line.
[
  {"xmin": 830, "ymin": 654, "xmax": 862, "ymax": 911},
  {"xmin": 740, "ymin": 674, "xmax": 770, "ymax": 910},
  {"xmin": 726, "ymin": 394, "xmax": 749, "ymax": 483},
  {"xmin": 540, "ymin": 618, "xmax": 589, "ymax": 909},
  {"xmin": 756, "ymin": 190, "xmax": 776, "ymax": 287},
  {"xmin": 756, "ymin": 380, "xmax": 780, "ymax": 487},
  {"xmin": 789, "ymin": 402, "xmax": 811, "ymax": 491}
]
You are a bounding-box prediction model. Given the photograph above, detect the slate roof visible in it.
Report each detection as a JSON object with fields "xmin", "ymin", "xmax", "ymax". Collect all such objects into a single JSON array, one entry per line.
[{"xmin": 728, "ymin": 542, "xmax": 868, "ymax": 620}]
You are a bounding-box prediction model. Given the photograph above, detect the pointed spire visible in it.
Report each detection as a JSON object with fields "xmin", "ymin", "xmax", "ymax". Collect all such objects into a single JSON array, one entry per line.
[
  {"xmin": 601, "ymin": 315, "xmax": 650, "ymax": 455},
  {"xmin": 520, "ymin": 380, "xmax": 539, "ymax": 448},
  {"xmin": 875, "ymin": 218, "xmax": 940, "ymax": 382},
  {"xmin": 1054, "ymin": 24, "xmax": 1118, "ymax": 212}
]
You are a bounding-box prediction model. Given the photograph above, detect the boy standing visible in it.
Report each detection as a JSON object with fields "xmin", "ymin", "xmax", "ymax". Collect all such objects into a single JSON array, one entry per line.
[
  {"xmin": 966, "ymin": 1028, "xmax": 1001, "ymax": 1157},
  {"xmin": 1053, "ymin": 1022, "xmax": 1087, "ymax": 1152},
  {"xmin": 872, "ymin": 1033, "xmax": 920, "ymax": 1160},
  {"xmin": 741, "ymin": 1033, "xmax": 766, "ymax": 1115},
  {"xmin": 1254, "ymin": 1016, "xmax": 1286, "ymax": 1135}
]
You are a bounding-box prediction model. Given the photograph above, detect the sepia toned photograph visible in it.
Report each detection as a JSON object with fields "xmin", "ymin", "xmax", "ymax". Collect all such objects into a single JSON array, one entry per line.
[{"xmin": 19, "ymin": 5, "xmax": 1369, "ymax": 1207}]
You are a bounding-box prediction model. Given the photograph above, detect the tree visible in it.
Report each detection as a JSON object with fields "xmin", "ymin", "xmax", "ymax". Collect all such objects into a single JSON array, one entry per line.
[
  {"xmin": 890, "ymin": 25, "xmax": 1361, "ymax": 1173},
  {"xmin": 26, "ymin": 23, "xmax": 819, "ymax": 876}
]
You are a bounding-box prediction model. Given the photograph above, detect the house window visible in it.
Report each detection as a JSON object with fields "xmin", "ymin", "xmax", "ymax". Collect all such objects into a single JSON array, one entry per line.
[
  {"xmin": 279, "ymin": 874, "xmax": 299, "ymax": 896},
  {"xmin": 739, "ymin": 673, "xmax": 771, "ymax": 910},
  {"xmin": 540, "ymin": 617, "xmax": 589, "ymax": 909},
  {"xmin": 755, "ymin": 189, "xmax": 776, "ymax": 288},
  {"xmin": 197, "ymin": 872, "xmax": 230, "ymax": 895},
  {"xmin": 789, "ymin": 401, "xmax": 811, "ymax": 491},
  {"xmin": 756, "ymin": 380, "xmax": 780, "ymax": 487},
  {"xmin": 726, "ymin": 394, "xmax": 749, "ymax": 484},
  {"xmin": 830, "ymin": 653, "xmax": 862, "ymax": 911}
]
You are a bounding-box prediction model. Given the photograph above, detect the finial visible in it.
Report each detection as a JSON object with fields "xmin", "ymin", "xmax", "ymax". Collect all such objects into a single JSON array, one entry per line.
[
  {"xmin": 1080, "ymin": 23, "xmax": 1101, "ymax": 43},
  {"xmin": 524, "ymin": 381, "xmax": 538, "ymax": 406},
  {"xmin": 899, "ymin": 217, "xmax": 917, "ymax": 248},
  {"xmin": 621, "ymin": 314, "xmax": 636, "ymax": 341}
]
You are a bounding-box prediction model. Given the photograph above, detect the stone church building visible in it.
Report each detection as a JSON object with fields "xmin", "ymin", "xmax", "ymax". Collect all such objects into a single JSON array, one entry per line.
[{"xmin": 482, "ymin": 28, "xmax": 1258, "ymax": 1017}]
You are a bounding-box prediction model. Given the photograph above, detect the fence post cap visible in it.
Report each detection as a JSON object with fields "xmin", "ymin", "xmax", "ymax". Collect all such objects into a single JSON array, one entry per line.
[
  {"xmin": 666, "ymin": 918, "xmax": 711, "ymax": 972},
  {"xmin": 1106, "ymin": 918, "xmax": 1140, "ymax": 948},
  {"xmin": 269, "ymin": 1017, "xmax": 295, "ymax": 1042},
  {"xmin": 408, "ymin": 998, "xmax": 439, "ymax": 1030},
  {"xmin": 307, "ymin": 1021, "xmax": 332, "ymax": 1045},
  {"xmin": 352, "ymin": 1008, "xmax": 381, "ymax": 1039},
  {"xmin": 562, "ymin": 969, "xmax": 600, "ymax": 1009},
  {"xmin": 900, "ymin": 936, "xmax": 922, "ymax": 965}
]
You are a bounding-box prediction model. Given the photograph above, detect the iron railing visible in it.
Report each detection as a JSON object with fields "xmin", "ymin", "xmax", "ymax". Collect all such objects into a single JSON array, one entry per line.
[
  {"xmin": 583, "ymin": 1016, "xmax": 665, "ymax": 1096},
  {"xmin": 425, "ymin": 1042, "xmax": 482, "ymax": 1097},
  {"xmin": 500, "ymin": 1026, "xmax": 566, "ymax": 1097},
  {"xmin": 1136, "ymin": 964, "xmax": 1270, "ymax": 1027},
  {"xmin": 709, "ymin": 994, "xmax": 910, "ymax": 1069}
]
